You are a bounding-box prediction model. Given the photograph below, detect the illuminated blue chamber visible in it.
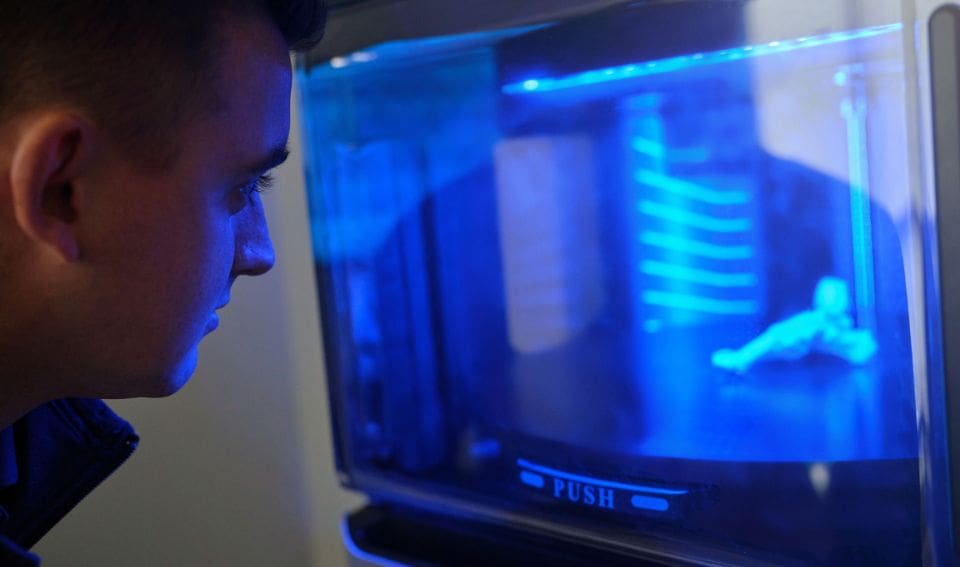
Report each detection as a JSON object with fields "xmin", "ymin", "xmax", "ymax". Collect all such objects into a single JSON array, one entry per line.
[{"xmin": 299, "ymin": 2, "xmax": 918, "ymax": 563}]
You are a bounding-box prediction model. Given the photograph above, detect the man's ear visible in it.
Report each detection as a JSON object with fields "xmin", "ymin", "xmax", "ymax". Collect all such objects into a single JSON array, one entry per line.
[{"xmin": 8, "ymin": 113, "xmax": 98, "ymax": 262}]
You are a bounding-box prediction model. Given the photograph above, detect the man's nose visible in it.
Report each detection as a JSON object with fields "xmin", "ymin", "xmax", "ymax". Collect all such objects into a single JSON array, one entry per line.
[{"xmin": 233, "ymin": 195, "xmax": 276, "ymax": 277}]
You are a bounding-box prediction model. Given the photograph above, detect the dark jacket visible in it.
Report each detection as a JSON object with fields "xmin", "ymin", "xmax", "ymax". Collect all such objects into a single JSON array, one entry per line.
[{"xmin": 0, "ymin": 399, "xmax": 138, "ymax": 566}]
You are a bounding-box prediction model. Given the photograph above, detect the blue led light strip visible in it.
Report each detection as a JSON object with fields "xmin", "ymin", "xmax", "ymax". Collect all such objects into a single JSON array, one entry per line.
[
  {"xmin": 502, "ymin": 23, "xmax": 902, "ymax": 94},
  {"xmin": 636, "ymin": 170, "xmax": 750, "ymax": 205},
  {"xmin": 643, "ymin": 290, "xmax": 758, "ymax": 315},
  {"xmin": 631, "ymin": 137, "xmax": 667, "ymax": 158},
  {"xmin": 520, "ymin": 471, "xmax": 545, "ymax": 488},
  {"xmin": 639, "ymin": 200, "xmax": 752, "ymax": 233},
  {"xmin": 631, "ymin": 495, "xmax": 669, "ymax": 512},
  {"xmin": 517, "ymin": 459, "xmax": 688, "ymax": 495},
  {"xmin": 632, "ymin": 138, "xmax": 710, "ymax": 164},
  {"xmin": 641, "ymin": 260, "xmax": 757, "ymax": 288},
  {"xmin": 640, "ymin": 231, "xmax": 753, "ymax": 260}
]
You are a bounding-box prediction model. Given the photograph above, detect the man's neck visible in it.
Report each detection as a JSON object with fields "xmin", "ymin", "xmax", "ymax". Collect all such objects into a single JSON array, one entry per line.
[{"xmin": 0, "ymin": 353, "xmax": 53, "ymax": 431}]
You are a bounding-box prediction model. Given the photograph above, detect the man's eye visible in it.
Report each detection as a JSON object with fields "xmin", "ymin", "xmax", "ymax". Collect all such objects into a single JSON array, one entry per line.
[
  {"xmin": 230, "ymin": 173, "xmax": 275, "ymax": 214},
  {"xmin": 242, "ymin": 173, "xmax": 275, "ymax": 197}
]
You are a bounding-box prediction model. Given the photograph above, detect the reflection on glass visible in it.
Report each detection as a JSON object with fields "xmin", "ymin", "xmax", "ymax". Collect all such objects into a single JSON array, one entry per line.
[{"xmin": 298, "ymin": 2, "xmax": 918, "ymax": 562}]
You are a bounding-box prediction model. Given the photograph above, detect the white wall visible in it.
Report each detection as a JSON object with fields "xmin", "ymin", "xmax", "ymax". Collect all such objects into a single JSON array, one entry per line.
[{"xmin": 34, "ymin": 86, "xmax": 363, "ymax": 566}]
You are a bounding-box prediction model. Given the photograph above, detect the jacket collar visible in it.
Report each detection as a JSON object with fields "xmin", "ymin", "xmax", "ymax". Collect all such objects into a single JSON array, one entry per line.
[
  {"xmin": 0, "ymin": 429, "xmax": 16, "ymax": 490},
  {"xmin": 0, "ymin": 399, "xmax": 138, "ymax": 551}
]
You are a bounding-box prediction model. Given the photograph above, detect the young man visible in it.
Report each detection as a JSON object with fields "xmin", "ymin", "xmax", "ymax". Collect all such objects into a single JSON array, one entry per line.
[{"xmin": 0, "ymin": 1, "xmax": 326, "ymax": 563}]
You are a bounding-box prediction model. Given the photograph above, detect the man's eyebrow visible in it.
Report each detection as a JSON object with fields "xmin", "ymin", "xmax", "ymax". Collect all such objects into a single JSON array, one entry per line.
[{"xmin": 244, "ymin": 144, "xmax": 290, "ymax": 176}]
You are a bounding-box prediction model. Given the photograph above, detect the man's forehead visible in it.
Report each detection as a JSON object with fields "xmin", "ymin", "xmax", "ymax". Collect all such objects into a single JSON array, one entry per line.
[
  {"xmin": 200, "ymin": 9, "xmax": 292, "ymax": 175},
  {"xmin": 214, "ymin": 7, "xmax": 292, "ymax": 78}
]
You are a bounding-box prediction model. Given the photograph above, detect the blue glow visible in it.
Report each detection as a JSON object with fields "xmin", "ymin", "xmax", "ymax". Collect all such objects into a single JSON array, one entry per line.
[
  {"xmin": 520, "ymin": 471, "xmax": 545, "ymax": 488},
  {"xmin": 502, "ymin": 23, "xmax": 902, "ymax": 94},
  {"xmin": 631, "ymin": 142, "xmax": 710, "ymax": 163},
  {"xmin": 640, "ymin": 231, "xmax": 753, "ymax": 260},
  {"xmin": 643, "ymin": 290, "xmax": 758, "ymax": 315},
  {"xmin": 631, "ymin": 495, "xmax": 670, "ymax": 511},
  {"xmin": 469, "ymin": 439, "xmax": 502, "ymax": 459},
  {"xmin": 639, "ymin": 200, "xmax": 752, "ymax": 233},
  {"xmin": 341, "ymin": 518, "xmax": 408, "ymax": 567},
  {"xmin": 517, "ymin": 458, "xmax": 688, "ymax": 495},
  {"xmin": 641, "ymin": 260, "xmax": 757, "ymax": 288},
  {"xmin": 631, "ymin": 137, "xmax": 667, "ymax": 158},
  {"xmin": 636, "ymin": 170, "xmax": 750, "ymax": 205}
]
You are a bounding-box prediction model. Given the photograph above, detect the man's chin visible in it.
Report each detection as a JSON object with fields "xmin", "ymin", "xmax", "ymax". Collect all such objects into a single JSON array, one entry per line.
[
  {"xmin": 129, "ymin": 349, "xmax": 199, "ymax": 398},
  {"xmin": 155, "ymin": 349, "xmax": 200, "ymax": 396},
  {"xmin": 143, "ymin": 377, "xmax": 192, "ymax": 398},
  {"xmin": 90, "ymin": 347, "xmax": 198, "ymax": 399}
]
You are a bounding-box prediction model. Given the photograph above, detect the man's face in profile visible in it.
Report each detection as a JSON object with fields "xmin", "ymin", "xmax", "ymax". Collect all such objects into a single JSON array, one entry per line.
[{"xmin": 80, "ymin": 11, "xmax": 292, "ymax": 397}]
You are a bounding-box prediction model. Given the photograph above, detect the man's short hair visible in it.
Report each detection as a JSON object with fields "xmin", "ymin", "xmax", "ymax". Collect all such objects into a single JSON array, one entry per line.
[{"xmin": 0, "ymin": 1, "xmax": 326, "ymax": 169}]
